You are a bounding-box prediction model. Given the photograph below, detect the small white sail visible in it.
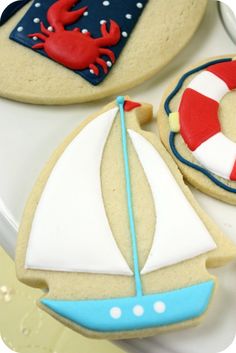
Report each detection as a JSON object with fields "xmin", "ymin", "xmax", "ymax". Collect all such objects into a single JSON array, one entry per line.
[
  {"xmin": 25, "ymin": 108, "xmax": 133, "ymax": 276},
  {"xmin": 128, "ymin": 129, "xmax": 217, "ymax": 275}
]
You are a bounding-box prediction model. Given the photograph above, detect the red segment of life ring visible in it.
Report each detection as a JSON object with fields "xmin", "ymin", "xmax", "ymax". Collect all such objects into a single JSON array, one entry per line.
[{"xmin": 178, "ymin": 60, "xmax": 236, "ymax": 181}]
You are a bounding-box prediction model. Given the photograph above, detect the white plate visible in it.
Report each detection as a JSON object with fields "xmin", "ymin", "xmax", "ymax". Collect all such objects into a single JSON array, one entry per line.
[
  {"xmin": 219, "ymin": 1, "xmax": 236, "ymax": 44},
  {"xmin": 0, "ymin": 2, "xmax": 236, "ymax": 353}
]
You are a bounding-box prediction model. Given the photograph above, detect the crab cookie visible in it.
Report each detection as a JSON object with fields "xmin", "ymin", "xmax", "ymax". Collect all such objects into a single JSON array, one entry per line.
[
  {"xmin": 16, "ymin": 97, "xmax": 236, "ymax": 339},
  {"xmin": 0, "ymin": 0, "xmax": 207, "ymax": 104},
  {"xmin": 158, "ymin": 56, "xmax": 236, "ymax": 205}
]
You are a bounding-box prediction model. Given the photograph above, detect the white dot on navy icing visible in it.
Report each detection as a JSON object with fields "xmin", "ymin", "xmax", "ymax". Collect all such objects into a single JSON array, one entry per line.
[
  {"xmin": 110, "ymin": 307, "xmax": 122, "ymax": 319},
  {"xmin": 125, "ymin": 14, "xmax": 132, "ymax": 20},
  {"xmin": 48, "ymin": 26, "xmax": 53, "ymax": 32},
  {"xmin": 154, "ymin": 301, "xmax": 166, "ymax": 314},
  {"xmin": 100, "ymin": 20, "xmax": 106, "ymax": 25},
  {"xmin": 33, "ymin": 18, "xmax": 40, "ymax": 24},
  {"xmin": 103, "ymin": 1, "xmax": 110, "ymax": 6},
  {"xmin": 122, "ymin": 31, "xmax": 128, "ymax": 38},
  {"xmin": 90, "ymin": 69, "xmax": 95, "ymax": 75},
  {"xmin": 133, "ymin": 305, "xmax": 144, "ymax": 317},
  {"xmin": 35, "ymin": 2, "xmax": 41, "ymax": 7},
  {"xmin": 83, "ymin": 11, "xmax": 88, "ymax": 16},
  {"xmin": 82, "ymin": 29, "xmax": 88, "ymax": 33},
  {"xmin": 136, "ymin": 2, "xmax": 143, "ymax": 8},
  {"xmin": 107, "ymin": 61, "xmax": 112, "ymax": 67},
  {"xmin": 17, "ymin": 26, "xmax": 24, "ymax": 32},
  {"xmin": 33, "ymin": 36, "xmax": 38, "ymax": 41}
]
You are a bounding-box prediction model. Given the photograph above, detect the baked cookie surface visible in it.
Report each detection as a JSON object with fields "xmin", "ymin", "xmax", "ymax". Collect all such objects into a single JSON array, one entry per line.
[
  {"xmin": 16, "ymin": 97, "xmax": 236, "ymax": 339},
  {"xmin": 158, "ymin": 55, "xmax": 236, "ymax": 205},
  {"xmin": 0, "ymin": 0, "xmax": 207, "ymax": 104}
]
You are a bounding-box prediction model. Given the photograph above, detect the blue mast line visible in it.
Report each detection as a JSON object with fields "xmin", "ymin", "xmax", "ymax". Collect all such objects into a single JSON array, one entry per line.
[{"xmin": 116, "ymin": 96, "xmax": 143, "ymax": 297}]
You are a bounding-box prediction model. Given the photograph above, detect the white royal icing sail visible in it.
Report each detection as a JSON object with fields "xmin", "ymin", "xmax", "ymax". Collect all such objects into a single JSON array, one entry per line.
[
  {"xmin": 25, "ymin": 107, "xmax": 133, "ymax": 276},
  {"xmin": 127, "ymin": 129, "xmax": 217, "ymax": 275}
]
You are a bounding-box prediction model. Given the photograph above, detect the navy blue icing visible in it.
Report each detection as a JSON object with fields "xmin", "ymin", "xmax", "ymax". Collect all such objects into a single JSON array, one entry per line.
[
  {"xmin": 0, "ymin": 0, "xmax": 30, "ymax": 26},
  {"xmin": 10, "ymin": 0, "xmax": 148, "ymax": 85},
  {"xmin": 164, "ymin": 58, "xmax": 236, "ymax": 194}
]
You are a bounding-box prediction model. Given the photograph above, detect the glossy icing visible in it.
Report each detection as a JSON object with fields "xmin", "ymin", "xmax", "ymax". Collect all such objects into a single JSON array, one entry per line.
[
  {"xmin": 187, "ymin": 71, "xmax": 229, "ymax": 102},
  {"xmin": 128, "ymin": 129, "xmax": 216, "ymax": 274},
  {"xmin": 193, "ymin": 132, "xmax": 236, "ymax": 180},
  {"xmin": 165, "ymin": 58, "xmax": 236, "ymax": 191},
  {"xmin": 124, "ymin": 100, "xmax": 141, "ymax": 112},
  {"xmin": 179, "ymin": 60, "xmax": 236, "ymax": 181},
  {"xmin": 179, "ymin": 88, "xmax": 221, "ymax": 151},
  {"xmin": 41, "ymin": 281, "xmax": 215, "ymax": 332},
  {"xmin": 26, "ymin": 107, "xmax": 133, "ymax": 276}
]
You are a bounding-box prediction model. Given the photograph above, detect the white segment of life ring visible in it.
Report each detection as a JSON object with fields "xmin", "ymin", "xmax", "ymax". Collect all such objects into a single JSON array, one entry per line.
[{"xmin": 184, "ymin": 70, "xmax": 236, "ymax": 180}]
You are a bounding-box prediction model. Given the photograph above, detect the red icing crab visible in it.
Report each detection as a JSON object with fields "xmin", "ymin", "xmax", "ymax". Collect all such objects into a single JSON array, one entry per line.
[{"xmin": 29, "ymin": 0, "xmax": 121, "ymax": 75}]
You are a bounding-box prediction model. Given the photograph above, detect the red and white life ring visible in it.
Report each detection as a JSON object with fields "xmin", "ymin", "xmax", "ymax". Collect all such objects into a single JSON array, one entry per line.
[{"xmin": 178, "ymin": 60, "xmax": 236, "ymax": 181}]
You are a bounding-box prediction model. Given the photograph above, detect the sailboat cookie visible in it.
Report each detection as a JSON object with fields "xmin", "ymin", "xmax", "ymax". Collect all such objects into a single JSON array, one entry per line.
[
  {"xmin": 158, "ymin": 55, "xmax": 236, "ymax": 205},
  {"xmin": 16, "ymin": 97, "xmax": 236, "ymax": 339}
]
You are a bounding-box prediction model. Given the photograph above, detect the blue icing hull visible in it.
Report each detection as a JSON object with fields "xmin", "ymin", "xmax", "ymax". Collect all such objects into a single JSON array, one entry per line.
[{"xmin": 41, "ymin": 280, "xmax": 214, "ymax": 332}]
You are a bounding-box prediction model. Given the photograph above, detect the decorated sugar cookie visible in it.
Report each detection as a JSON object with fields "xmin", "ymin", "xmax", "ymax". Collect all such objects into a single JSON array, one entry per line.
[
  {"xmin": 158, "ymin": 56, "xmax": 236, "ymax": 205},
  {"xmin": 16, "ymin": 97, "xmax": 236, "ymax": 339},
  {"xmin": 10, "ymin": 0, "xmax": 146, "ymax": 85},
  {"xmin": 0, "ymin": 0, "xmax": 207, "ymax": 104}
]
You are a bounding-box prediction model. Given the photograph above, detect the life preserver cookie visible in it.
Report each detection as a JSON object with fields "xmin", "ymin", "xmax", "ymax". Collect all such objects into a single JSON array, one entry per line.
[
  {"xmin": 179, "ymin": 59, "xmax": 236, "ymax": 181},
  {"xmin": 158, "ymin": 56, "xmax": 236, "ymax": 205}
]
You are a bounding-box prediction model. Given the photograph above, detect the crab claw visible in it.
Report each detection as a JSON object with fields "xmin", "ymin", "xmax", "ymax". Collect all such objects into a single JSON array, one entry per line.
[
  {"xmin": 96, "ymin": 20, "xmax": 121, "ymax": 47},
  {"xmin": 47, "ymin": 0, "xmax": 88, "ymax": 31}
]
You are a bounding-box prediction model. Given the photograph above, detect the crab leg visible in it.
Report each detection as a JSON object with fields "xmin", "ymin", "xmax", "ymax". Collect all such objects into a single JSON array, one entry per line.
[
  {"xmin": 28, "ymin": 33, "xmax": 47, "ymax": 41},
  {"xmin": 89, "ymin": 64, "xmax": 99, "ymax": 76},
  {"xmin": 99, "ymin": 48, "xmax": 115, "ymax": 63},
  {"xmin": 31, "ymin": 43, "xmax": 45, "ymax": 50},
  {"xmin": 73, "ymin": 28, "xmax": 91, "ymax": 36},
  {"xmin": 83, "ymin": 31, "xmax": 91, "ymax": 37},
  {"xmin": 96, "ymin": 58, "xmax": 108, "ymax": 74},
  {"xmin": 40, "ymin": 22, "xmax": 51, "ymax": 36}
]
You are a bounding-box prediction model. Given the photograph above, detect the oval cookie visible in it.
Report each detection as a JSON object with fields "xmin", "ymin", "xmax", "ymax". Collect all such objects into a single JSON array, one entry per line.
[{"xmin": 0, "ymin": 0, "xmax": 207, "ymax": 104}]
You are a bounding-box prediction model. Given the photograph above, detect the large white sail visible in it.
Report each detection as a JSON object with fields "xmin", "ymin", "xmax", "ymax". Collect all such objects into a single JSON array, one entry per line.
[
  {"xmin": 128, "ymin": 129, "xmax": 217, "ymax": 275},
  {"xmin": 25, "ymin": 108, "xmax": 133, "ymax": 276}
]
